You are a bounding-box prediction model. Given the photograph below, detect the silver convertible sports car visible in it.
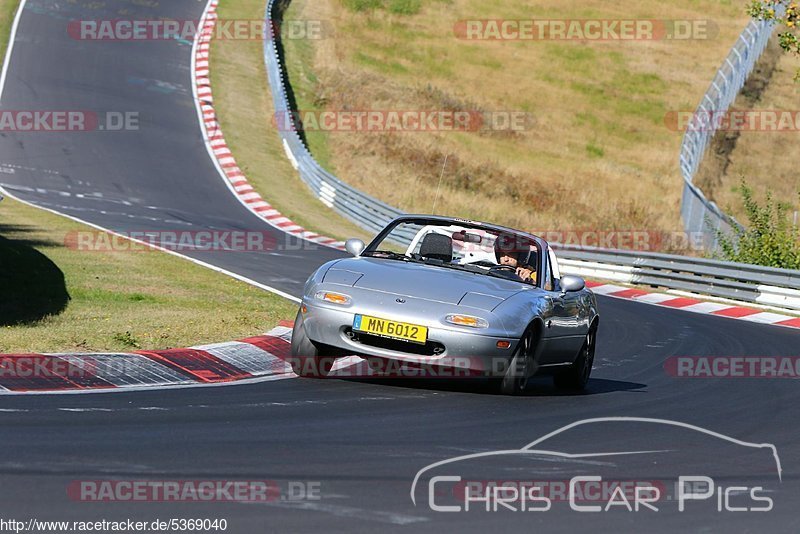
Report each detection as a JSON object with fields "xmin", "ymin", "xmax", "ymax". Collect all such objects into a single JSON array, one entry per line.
[{"xmin": 290, "ymin": 215, "xmax": 599, "ymax": 395}]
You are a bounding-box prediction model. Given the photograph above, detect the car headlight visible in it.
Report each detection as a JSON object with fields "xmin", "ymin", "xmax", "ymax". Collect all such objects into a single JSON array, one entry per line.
[
  {"xmin": 315, "ymin": 291, "xmax": 352, "ymax": 305},
  {"xmin": 445, "ymin": 314, "xmax": 488, "ymax": 328}
]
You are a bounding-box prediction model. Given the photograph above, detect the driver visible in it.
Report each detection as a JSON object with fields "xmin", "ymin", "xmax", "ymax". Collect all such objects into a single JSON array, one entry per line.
[{"xmin": 494, "ymin": 234, "xmax": 536, "ymax": 284}]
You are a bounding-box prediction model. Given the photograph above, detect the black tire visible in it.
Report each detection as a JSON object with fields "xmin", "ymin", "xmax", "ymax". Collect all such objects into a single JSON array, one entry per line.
[
  {"xmin": 290, "ymin": 310, "xmax": 335, "ymax": 378},
  {"xmin": 499, "ymin": 327, "xmax": 536, "ymax": 395},
  {"xmin": 553, "ymin": 327, "xmax": 596, "ymax": 391}
]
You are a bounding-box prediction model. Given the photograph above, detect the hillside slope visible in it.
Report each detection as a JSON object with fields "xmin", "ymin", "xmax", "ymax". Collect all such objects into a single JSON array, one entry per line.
[{"xmin": 284, "ymin": 0, "xmax": 752, "ymax": 246}]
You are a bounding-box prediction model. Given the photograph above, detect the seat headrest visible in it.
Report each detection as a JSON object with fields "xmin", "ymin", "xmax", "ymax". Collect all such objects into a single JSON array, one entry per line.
[{"xmin": 419, "ymin": 233, "xmax": 453, "ymax": 262}]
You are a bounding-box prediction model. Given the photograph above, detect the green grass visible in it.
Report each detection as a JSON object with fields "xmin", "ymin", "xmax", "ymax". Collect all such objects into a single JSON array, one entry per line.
[
  {"xmin": 545, "ymin": 44, "xmax": 597, "ymax": 64},
  {"xmin": 387, "ymin": 0, "xmax": 422, "ymax": 15},
  {"xmin": 0, "ymin": 197, "xmax": 298, "ymax": 354},
  {"xmin": 353, "ymin": 51, "xmax": 409, "ymax": 73},
  {"xmin": 342, "ymin": 0, "xmax": 383, "ymax": 11},
  {"xmin": 0, "ymin": 0, "xmax": 15, "ymax": 50},
  {"xmin": 342, "ymin": 0, "xmax": 423, "ymax": 14},
  {"xmin": 585, "ymin": 142, "xmax": 604, "ymax": 158}
]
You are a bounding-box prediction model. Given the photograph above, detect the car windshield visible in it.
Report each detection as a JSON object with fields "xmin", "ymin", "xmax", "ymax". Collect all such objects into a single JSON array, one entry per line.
[{"xmin": 362, "ymin": 219, "xmax": 540, "ymax": 284}]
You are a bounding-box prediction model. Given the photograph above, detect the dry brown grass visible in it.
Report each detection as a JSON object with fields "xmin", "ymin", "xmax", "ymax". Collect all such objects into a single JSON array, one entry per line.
[
  {"xmin": 705, "ymin": 43, "xmax": 800, "ymax": 221},
  {"xmin": 285, "ymin": 0, "xmax": 753, "ymax": 237}
]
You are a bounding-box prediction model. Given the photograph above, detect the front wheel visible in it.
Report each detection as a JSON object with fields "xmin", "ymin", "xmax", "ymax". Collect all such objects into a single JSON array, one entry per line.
[
  {"xmin": 499, "ymin": 327, "xmax": 536, "ymax": 395},
  {"xmin": 290, "ymin": 310, "xmax": 336, "ymax": 378},
  {"xmin": 553, "ymin": 328, "xmax": 596, "ymax": 391}
]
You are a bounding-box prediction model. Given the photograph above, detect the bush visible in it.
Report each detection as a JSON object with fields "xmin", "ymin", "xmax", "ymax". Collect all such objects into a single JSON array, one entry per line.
[
  {"xmin": 748, "ymin": 0, "xmax": 800, "ymax": 81},
  {"xmin": 715, "ymin": 180, "xmax": 800, "ymax": 269}
]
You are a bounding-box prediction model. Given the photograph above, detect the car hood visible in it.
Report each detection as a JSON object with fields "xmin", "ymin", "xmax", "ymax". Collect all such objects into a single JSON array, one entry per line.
[{"xmin": 323, "ymin": 257, "xmax": 531, "ymax": 309}]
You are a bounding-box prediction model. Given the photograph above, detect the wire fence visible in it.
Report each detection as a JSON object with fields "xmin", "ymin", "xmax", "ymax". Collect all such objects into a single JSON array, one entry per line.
[
  {"xmin": 263, "ymin": 0, "xmax": 407, "ymax": 239},
  {"xmin": 678, "ymin": 7, "xmax": 784, "ymax": 249}
]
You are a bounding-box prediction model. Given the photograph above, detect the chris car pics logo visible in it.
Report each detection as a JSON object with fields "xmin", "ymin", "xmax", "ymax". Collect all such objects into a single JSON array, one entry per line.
[{"xmin": 410, "ymin": 417, "xmax": 781, "ymax": 513}]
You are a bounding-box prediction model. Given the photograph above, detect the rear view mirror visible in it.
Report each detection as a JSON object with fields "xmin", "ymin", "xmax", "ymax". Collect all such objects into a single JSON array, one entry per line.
[
  {"xmin": 345, "ymin": 238, "xmax": 365, "ymax": 257},
  {"xmin": 559, "ymin": 275, "xmax": 585, "ymax": 293},
  {"xmin": 452, "ymin": 231, "xmax": 482, "ymax": 244}
]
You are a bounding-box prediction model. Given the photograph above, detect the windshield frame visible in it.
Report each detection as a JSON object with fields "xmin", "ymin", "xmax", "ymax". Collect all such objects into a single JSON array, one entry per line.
[{"xmin": 363, "ymin": 215, "xmax": 548, "ymax": 289}]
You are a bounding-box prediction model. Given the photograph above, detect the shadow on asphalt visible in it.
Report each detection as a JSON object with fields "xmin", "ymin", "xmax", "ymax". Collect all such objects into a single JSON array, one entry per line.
[
  {"xmin": 0, "ymin": 225, "xmax": 70, "ymax": 326},
  {"xmin": 335, "ymin": 375, "xmax": 646, "ymax": 397}
]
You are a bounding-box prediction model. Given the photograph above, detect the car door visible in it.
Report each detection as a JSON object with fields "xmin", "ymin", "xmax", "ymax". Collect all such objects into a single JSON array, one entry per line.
[{"xmin": 539, "ymin": 249, "xmax": 587, "ymax": 365}]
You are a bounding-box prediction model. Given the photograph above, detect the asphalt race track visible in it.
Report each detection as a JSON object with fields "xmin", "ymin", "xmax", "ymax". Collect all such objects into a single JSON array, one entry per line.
[
  {"xmin": 0, "ymin": 1, "xmax": 799, "ymax": 532},
  {"xmin": 0, "ymin": 0, "xmax": 342, "ymax": 298}
]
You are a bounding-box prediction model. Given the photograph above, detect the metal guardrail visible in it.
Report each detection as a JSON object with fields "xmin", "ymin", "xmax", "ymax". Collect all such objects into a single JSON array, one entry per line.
[
  {"xmin": 678, "ymin": 7, "xmax": 784, "ymax": 249},
  {"xmin": 555, "ymin": 246, "xmax": 800, "ymax": 310},
  {"xmin": 263, "ymin": 0, "xmax": 405, "ymax": 237},
  {"xmin": 262, "ymin": 1, "xmax": 800, "ymax": 312}
]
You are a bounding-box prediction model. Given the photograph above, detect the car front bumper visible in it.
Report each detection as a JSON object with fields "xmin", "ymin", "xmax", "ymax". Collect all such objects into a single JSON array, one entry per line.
[{"xmin": 300, "ymin": 301, "xmax": 519, "ymax": 376}]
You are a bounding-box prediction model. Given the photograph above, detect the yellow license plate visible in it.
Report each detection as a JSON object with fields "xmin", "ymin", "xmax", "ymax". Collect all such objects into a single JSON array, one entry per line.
[{"xmin": 353, "ymin": 314, "xmax": 428, "ymax": 344}]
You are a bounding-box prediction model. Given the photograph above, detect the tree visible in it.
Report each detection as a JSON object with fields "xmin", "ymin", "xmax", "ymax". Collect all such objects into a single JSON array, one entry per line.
[
  {"xmin": 748, "ymin": 1, "xmax": 800, "ymax": 81},
  {"xmin": 715, "ymin": 180, "xmax": 800, "ymax": 269}
]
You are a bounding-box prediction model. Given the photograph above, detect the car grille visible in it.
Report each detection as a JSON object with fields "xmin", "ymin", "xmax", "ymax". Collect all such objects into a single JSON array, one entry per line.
[{"xmin": 345, "ymin": 328, "xmax": 445, "ymax": 356}]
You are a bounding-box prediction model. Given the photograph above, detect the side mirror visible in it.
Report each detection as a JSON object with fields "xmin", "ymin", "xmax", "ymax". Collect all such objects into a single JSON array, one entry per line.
[
  {"xmin": 559, "ymin": 275, "xmax": 585, "ymax": 294},
  {"xmin": 345, "ymin": 238, "xmax": 365, "ymax": 257}
]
